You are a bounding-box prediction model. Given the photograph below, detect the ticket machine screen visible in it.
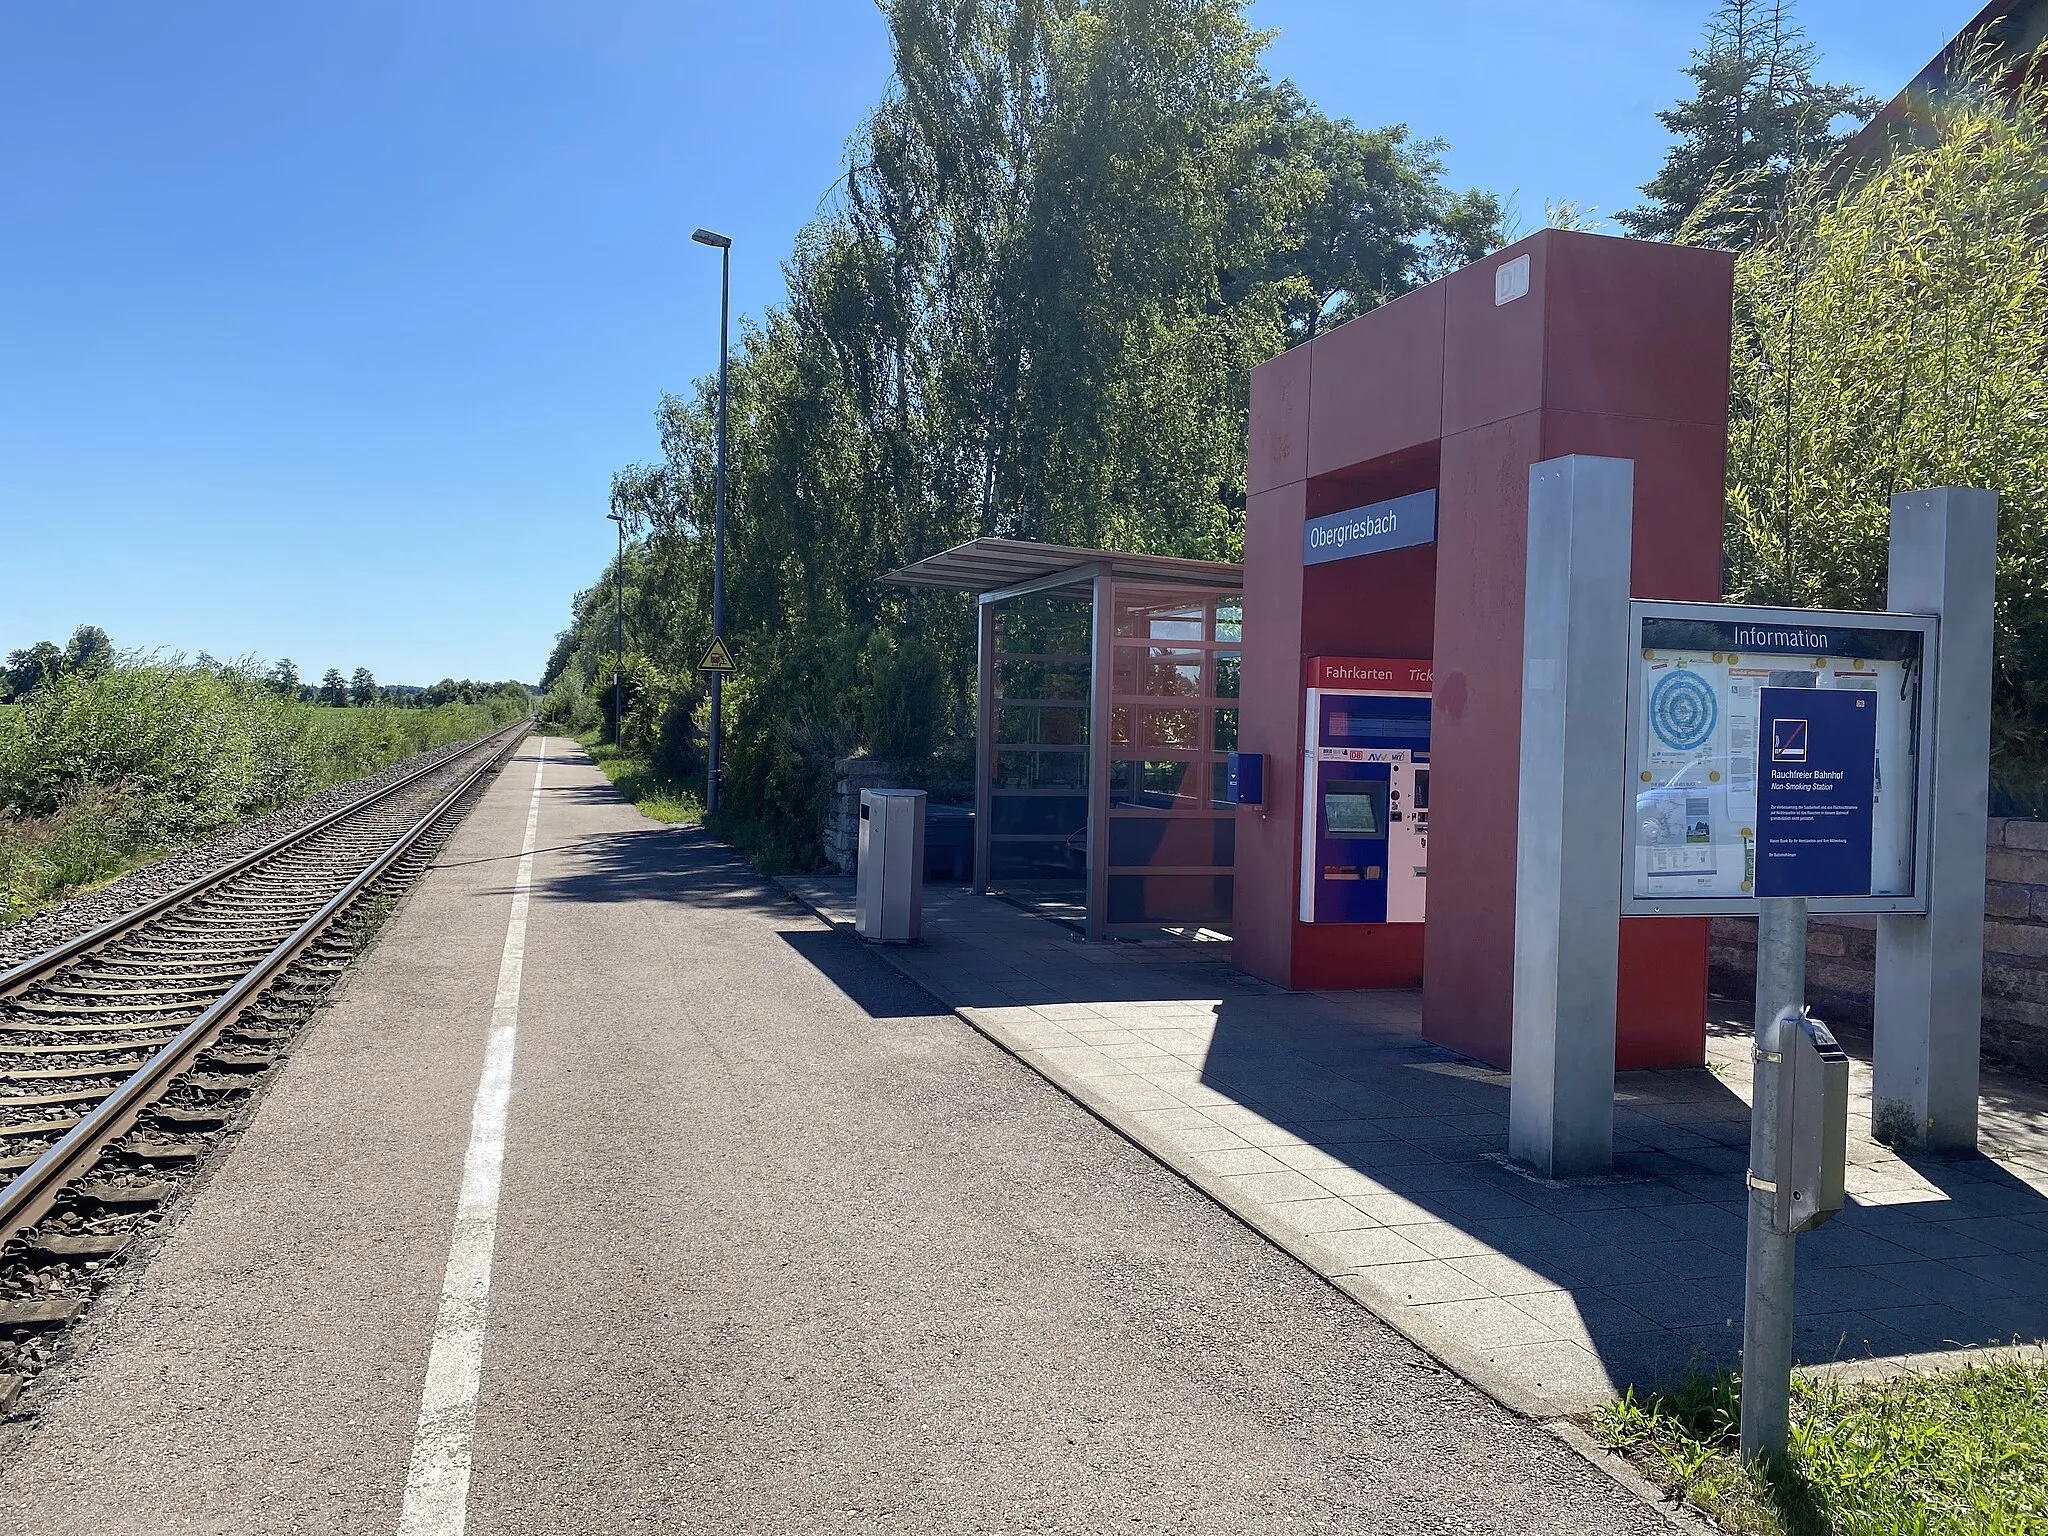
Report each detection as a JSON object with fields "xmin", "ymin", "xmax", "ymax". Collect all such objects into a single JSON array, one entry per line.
[{"xmin": 1324, "ymin": 782, "xmax": 1387, "ymax": 836}]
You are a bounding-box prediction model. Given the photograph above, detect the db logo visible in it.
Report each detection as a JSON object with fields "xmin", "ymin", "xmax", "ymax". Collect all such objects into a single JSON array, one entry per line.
[{"xmin": 1771, "ymin": 719, "xmax": 1808, "ymax": 763}]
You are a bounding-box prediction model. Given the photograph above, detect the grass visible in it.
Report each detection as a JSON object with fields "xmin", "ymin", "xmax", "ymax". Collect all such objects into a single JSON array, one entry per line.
[
  {"xmin": 1, "ymin": 662, "xmax": 528, "ymax": 924},
  {"xmin": 1591, "ymin": 1356, "xmax": 2048, "ymax": 1534},
  {"xmin": 576, "ymin": 733, "xmax": 704, "ymax": 825}
]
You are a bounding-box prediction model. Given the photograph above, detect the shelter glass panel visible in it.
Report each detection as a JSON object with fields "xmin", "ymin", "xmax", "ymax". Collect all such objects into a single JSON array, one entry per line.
[
  {"xmin": 985, "ymin": 594, "xmax": 1093, "ymax": 925},
  {"xmin": 1102, "ymin": 586, "xmax": 1242, "ymax": 933}
]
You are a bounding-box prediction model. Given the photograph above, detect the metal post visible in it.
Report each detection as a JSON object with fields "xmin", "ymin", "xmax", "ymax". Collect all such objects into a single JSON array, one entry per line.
[
  {"xmin": 1875, "ymin": 487, "xmax": 1997, "ymax": 1150},
  {"xmin": 1741, "ymin": 894, "xmax": 1807, "ymax": 1463},
  {"xmin": 709, "ymin": 241, "xmax": 730, "ymax": 815},
  {"xmin": 974, "ymin": 597, "xmax": 996, "ymax": 896},
  {"xmin": 612, "ymin": 511, "xmax": 625, "ymax": 749},
  {"xmin": 1084, "ymin": 570, "xmax": 1114, "ymax": 941},
  {"xmin": 692, "ymin": 227, "xmax": 734, "ymax": 815},
  {"xmin": 1507, "ymin": 456, "xmax": 1635, "ymax": 1178}
]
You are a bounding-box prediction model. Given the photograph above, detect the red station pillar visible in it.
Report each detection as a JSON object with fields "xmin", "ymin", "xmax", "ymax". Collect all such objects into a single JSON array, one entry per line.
[{"xmin": 1236, "ymin": 229, "xmax": 1734, "ymax": 1071}]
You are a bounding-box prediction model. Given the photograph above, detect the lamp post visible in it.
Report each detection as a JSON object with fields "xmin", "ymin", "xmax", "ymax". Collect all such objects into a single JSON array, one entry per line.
[
  {"xmin": 691, "ymin": 226, "xmax": 731, "ymax": 814},
  {"xmin": 606, "ymin": 507, "xmax": 626, "ymax": 748}
]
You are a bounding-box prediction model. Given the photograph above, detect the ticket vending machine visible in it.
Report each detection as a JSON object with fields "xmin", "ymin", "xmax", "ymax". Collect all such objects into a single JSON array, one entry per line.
[{"xmin": 1299, "ymin": 658, "xmax": 1432, "ymax": 925}]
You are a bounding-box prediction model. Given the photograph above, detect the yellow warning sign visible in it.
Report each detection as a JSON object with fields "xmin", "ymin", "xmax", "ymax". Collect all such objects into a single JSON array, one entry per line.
[{"xmin": 699, "ymin": 637, "xmax": 737, "ymax": 673}]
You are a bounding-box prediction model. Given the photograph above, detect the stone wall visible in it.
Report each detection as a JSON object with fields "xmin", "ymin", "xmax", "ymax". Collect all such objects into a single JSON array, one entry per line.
[
  {"xmin": 1709, "ymin": 817, "xmax": 2048, "ymax": 1077},
  {"xmin": 822, "ymin": 758, "xmax": 909, "ymax": 876},
  {"xmin": 820, "ymin": 755, "xmax": 973, "ymax": 876}
]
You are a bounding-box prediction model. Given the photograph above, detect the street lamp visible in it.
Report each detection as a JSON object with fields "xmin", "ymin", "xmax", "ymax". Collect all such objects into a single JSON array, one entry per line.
[
  {"xmin": 692, "ymin": 226, "xmax": 731, "ymax": 814},
  {"xmin": 606, "ymin": 506, "xmax": 626, "ymax": 749}
]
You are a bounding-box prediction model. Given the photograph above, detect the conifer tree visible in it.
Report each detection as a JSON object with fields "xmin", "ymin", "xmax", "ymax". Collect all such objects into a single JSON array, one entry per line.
[{"xmin": 1619, "ymin": 0, "xmax": 1876, "ymax": 248}]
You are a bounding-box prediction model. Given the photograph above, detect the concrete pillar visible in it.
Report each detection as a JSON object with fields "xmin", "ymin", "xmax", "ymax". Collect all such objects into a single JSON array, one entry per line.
[
  {"xmin": 1875, "ymin": 487, "xmax": 1998, "ymax": 1151},
  {"xmin": 1508, "ymin": 456, "xmax": 1635, "ymax": 1178}
]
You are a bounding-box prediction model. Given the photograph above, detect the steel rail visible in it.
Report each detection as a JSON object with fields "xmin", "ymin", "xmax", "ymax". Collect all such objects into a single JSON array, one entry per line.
[
  {"xmin": 0, "ymin": 726, "xmax": 527, "ymax": 1245},
  {"xmin": 0, "ymin": 721, "xmax": 528, "ymax": 999}
]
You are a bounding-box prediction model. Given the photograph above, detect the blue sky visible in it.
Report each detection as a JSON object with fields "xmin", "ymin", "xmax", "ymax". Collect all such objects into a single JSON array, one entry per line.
[{"xmin": 0, "ymin": 1, "xmax": 1976, "ymax": 684}]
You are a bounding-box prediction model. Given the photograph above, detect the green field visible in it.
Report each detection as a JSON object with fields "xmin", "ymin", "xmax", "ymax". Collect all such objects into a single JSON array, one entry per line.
[{"xmin": 1, "ymin": 663, "xmax": 528, "ymax": 924}]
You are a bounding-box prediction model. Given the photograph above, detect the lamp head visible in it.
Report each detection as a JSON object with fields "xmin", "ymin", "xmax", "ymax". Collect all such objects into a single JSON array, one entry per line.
[{"xmin": 691, "ymin": 228, "xmax": 732, "ymax": 249}]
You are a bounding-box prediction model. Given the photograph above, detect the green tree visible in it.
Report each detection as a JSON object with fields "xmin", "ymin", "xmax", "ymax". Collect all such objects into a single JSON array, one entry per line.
[
  {"xmin": 2, "ymin": 642, "xmax": 63, "ymax": 702},
  {"xmin": 349, "ymin": 667, "xmax": 377, "ymax": 707},
  {"xmin": 318, "ymin": 668, "xmax": 349, "ymax": 707},
  {"xmin": 1725, "ymin": 44, "xmax": 2048, "ymax": 800},
  {"xmin": 63, "ymin": 625, "xmax": 113, "ymax": 674},
  {"xmin": 1619, "ymin": 0, "xmax": 1878, "ymax": 248},
  {"xmin": 562, "ymin": 0, "xmax": 1502, "ymax": 864},
  {"xmin": 1250, "ymin": 91, "xmax": 1503, "ymax": 339},
  {"xmin": 271, "ymin": 658, "xmax": 300, "ymax": 697}
]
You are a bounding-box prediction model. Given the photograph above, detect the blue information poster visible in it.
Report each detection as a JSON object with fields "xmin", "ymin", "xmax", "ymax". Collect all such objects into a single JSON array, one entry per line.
[{"xmin": 1754, "ymin": 686, "xmax": 1879, "ymax": 898}]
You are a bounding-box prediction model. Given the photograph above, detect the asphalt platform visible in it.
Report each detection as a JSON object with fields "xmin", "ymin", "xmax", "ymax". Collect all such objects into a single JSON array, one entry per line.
[{"xmin": 0, "ymin": 738, "xmax": 1668, "ymax": 1535}]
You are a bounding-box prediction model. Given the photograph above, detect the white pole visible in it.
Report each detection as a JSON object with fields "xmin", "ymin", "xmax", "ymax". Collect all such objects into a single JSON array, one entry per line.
[{"xmin": 1740, "ymin": 894, "xmax": 1806, "ymax": 1462}]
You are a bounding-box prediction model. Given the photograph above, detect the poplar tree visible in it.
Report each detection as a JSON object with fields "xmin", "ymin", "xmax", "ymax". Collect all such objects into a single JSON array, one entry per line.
[
  {"xmin": 1619, "ymin": 0, "xmax": 1877, "ymax": 248},
  {"xmin": 559, "ymin": 0, "xmax": 1506, "ymax": 859}
]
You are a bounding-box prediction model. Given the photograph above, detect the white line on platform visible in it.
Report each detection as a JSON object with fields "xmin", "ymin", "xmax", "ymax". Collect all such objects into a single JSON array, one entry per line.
[{"xmin": 396, "ymin": 740, "xmax": 546, "ymax": 1536}]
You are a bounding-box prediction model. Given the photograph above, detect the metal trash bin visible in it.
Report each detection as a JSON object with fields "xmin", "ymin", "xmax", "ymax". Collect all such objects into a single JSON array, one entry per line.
[{"xmin": 856, "ymin": 788, "xmax": 926, "ymax": 943}]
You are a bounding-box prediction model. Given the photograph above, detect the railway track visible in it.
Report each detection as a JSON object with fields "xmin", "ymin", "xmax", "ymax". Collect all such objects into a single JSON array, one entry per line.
[{"xmin": 0, "ymin": 723, "xmax": 527, "ymax": 1405}]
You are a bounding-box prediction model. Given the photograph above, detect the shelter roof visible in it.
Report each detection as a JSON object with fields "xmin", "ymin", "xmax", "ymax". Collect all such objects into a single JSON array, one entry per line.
[{"xmin": 880, "ymin": 537, "xmax": 1242, "ymax": 598}]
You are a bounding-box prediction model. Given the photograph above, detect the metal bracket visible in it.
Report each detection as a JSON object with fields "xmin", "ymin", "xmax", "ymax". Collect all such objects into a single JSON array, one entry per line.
[
  {"xmin": 1754, "ymin": 1049, "xmax": 1783, "ymax": 1064},
  {"xmin": 1747, "ymin": 1172, "xmax": 1777, "ymax": 1194}
]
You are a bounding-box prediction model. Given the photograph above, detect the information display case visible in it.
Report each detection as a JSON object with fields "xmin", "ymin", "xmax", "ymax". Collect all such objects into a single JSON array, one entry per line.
[{"xmin": 1621, "ymin": 601, "xmax": 1937, "ymax": 916}]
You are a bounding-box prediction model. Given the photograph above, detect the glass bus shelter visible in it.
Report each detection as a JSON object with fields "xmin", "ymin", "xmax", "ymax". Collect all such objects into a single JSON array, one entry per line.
[{"xmin": 882, "ymin": 538, "xmax": 1244, "ymax": 940}]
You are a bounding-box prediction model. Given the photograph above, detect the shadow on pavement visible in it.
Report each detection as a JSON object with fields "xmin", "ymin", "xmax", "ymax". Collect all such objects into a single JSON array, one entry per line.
[
  {"xmin": 499, "ymin": 820, "xmax": 797, "ymax": 917},
  {"xmin": 1196, "ymin": 996, "xmax": 2048, "ymax": 1393},
  {"xmin": 777, "ymin": 928, "xmax": 950, "ymax": 1021}
]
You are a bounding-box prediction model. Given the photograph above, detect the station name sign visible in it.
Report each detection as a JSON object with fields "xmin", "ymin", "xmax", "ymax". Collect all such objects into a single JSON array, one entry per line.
[{"xmin": 1303, "ymin": 489, "xmax": 1437, "ymax": 567}]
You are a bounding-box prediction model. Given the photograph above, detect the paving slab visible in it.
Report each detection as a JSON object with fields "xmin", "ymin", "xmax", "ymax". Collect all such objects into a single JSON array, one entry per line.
[
  {"xmin": 784, "ymin": 876, "xmax": 2048, "ymax": 1417},
  {"xmin": 0, "ymin": 741, "xmax": 1668, "ymax": 1533}
]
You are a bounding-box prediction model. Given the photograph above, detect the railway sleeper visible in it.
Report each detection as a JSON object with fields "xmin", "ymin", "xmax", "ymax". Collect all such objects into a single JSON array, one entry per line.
[
  {"xmin": 24, "ymin": 1231, "xmax": 130, "ymax": 1264},
  {"xmin": 0, "ymin": 1061, "xmax": 148, "ymax": 1081},
  {"xmin": 147, "ymin": 1104, "xmax": 235, "ymax": 1131},
  {"xmin": 183, "ymin": 1072, "xmax": 259, "ymax": 1093},
  {"xmin": 198, "ymin": 1050, "xmax": 277, "ymax": 1073},
  {"xmin": 0, "ymin": 1085, "xmax": 125, "ymax": 1110},
  {"xmin": 0, "ymin": 1116, "xmax": 83, "ymax": 1141},
  {"xmin": 0, "ymin": 1297, "xmax": 85, "ymax": 1330},
  {"xmin": 111, "ymin": 1139, "xmax": 209, "ymax": 1166},
  {"xmin": 226, "ymin": 1026, "xmax": 290, "ymax": 1045},
  {"xmin": 62, "ymin": 1180, "xmax": 174, "ymax": 1212}
]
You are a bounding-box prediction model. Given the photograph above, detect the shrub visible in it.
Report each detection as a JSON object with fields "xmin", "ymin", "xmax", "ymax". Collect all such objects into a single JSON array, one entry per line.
[
  {"xmin": 0, "ymin": 658, "xmax": 527, "ymax": 922},
  {"xmin": 708, "ymin": 633, "xmax": 863, "ymax": 871},
  {"xmin": 1726, "ymin": 44, "xmax": 2048, "ymax": 807},
  {"xmin": 861, "ymin": 634, "xmax": 946, "ymax": 761},
  {"xmin": 540, "ymin": 671, "xmax": 600, "ymax": 733}
]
